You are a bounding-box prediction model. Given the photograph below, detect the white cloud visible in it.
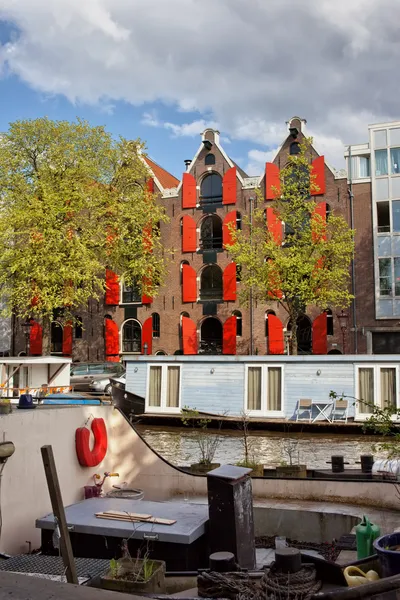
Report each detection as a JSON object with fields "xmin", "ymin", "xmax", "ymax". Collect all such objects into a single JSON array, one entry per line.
[
  {"xmin": 164, "ymin": 119, "xmax": 219, "ymax": 138},
  {"xmin": 1, "ymin": 0, "xmax": 399, "ymax": 170}
]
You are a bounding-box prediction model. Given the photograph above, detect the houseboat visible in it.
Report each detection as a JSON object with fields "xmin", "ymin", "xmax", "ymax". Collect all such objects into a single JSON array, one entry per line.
[{"xmin": 121, "ymin": 354, "xmax": 400, "ymax": 424}]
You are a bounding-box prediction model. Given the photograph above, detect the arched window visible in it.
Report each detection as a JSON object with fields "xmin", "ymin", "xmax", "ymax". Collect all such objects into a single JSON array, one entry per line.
[
  {"xmin": 75, "ymin": 317, "xmax": 83, "ymax": 340},
  {"xmin": 265, "ymin": 310, "xmax": 276, "ymax": 337},
  {"xmin": 287, "ymin": 315, "xmax": 312, "ymax": 354},
  {"xmin": 122, "ymin": 319, "xmax": 141, "ymax": 353},
  {"xmin": 155, "ymin": 350, "xmax": 167, "ymax": 355},
  {"xmin": 180, "ymin": 311, "xmax": 190, "ymax": 321},
  {"xmin": 326, "ymin": 309, "xmax": 334, "ymax": 336},
  {"xmin": 180, "ymin": 260, "xmax": 189, "ymax": 285},
  {"xmin": 232, "ymin": 311, "xmax": 242, "ymax": 337},
  {"xmin": 205, "ymin": 153, "xmax": 215, "ymax": 165},
  {"xmin": 200, "ymin": 317, "xmax": 223, "ymax": 355},
  {"xmin": 200, "ymin": 265, "xmax": 223, "ymax": 300},
  {"xmin": 200, "ymin": 215, "xmax": 222, "ymax": 250},
  {"xmin": 152, "ymin": 313, "xmax": 160, "ymax": 338},
  {"xmin": 326, "ymin": 203, "xmax": 331, "ymax": 221},
  {"xmin": 290, "ymin": 141, "xmax": 301, "ymax": 155},
  {"xmin": 200, "ymin": 173, "xmax": 222, "ymax": 205},
  {"xmin": 236, "ymin": 212, "xmax": 242, "ymax": 231},
  {"xmin": 51, "ymin": 321, "xmax": 63, "ymax": 354}
]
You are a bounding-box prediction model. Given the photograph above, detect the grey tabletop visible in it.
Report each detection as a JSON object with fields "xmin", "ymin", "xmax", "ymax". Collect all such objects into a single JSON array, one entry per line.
[{"xmin": 36, "ymin": 498, "xmax": 209, "ymax": 544}]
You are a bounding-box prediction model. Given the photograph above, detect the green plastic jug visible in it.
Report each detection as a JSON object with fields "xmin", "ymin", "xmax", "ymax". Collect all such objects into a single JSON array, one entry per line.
[{"xmin": 356, "ymin": 516, "xmax": 381, "ymax": 559}]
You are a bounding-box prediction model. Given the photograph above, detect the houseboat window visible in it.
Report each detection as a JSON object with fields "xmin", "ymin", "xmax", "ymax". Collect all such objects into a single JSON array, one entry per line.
[
  {"xmin": 200, "ymin": 173, "xmax": 222, "ymax": 205},
  {"xmin": 232, "ymin": 311, "xmax": 242, "ymax": 337},
  {"xmin": 268, "ymin": 367, "xmax": 282, "ymax": 411},
  {"xmin": 152, "ymin": 313, "xmax": 160, "ymax": 338},
  {"xmin": 358, "ymin": 368, "xmax": 374, "ymax": 414},
  {"xmin": 381, "ymin": 367, "xmax": 396, "ymax": 409},
  {"xmin": 147, "ymin": 364, "xmax": 181, "ymax": 410},
  {"xmin": 149, "ymin": 366, "xmax": 162, "ymax": 407},
  {"xmin": 200, "ymin": 215, "xmax": 223, "ymax": 250},
  {"xmin": 205, "ymin": 153, "xmax": 215, "ymax": 165},
  {"xmin": 167, "ymin": 366, "xmax": 180, "ymax": 408},
  {"xmin": 247, "ymin": 367, "xmax": 262, "ymax": 411},
  {"xmin": 357, "ymin": 365, "xmax": 399, "ymax": 416},
  {"xmin": 200, "ymin": 265, "xmax": 223, "ymax": 300}
]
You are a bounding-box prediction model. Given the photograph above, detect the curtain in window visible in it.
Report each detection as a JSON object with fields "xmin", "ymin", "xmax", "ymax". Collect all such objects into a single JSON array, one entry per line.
[
  {"xmin": 167, "ymin": 366, "xmax": 180, "ymax": 408},
  {"xmin": 247, "ymin": 367, "xmax": 261, "ymax": 411},
  {"xmin": 268, "ymin": 367, "xmax": 281, "ymax": 411},
  {"xmin": 381, "ymin": 368, "xmax": 396, "ymax": 408},
  {"xmin": 391, "ymin": 148, "xmax": 400, "ymax": 174},
  {"xmin": 359, "ymin": 157, "xmax": 370, "ymax": 178},
  {"xmin": 149, "ymin": 366, "xmax": 162, "ymax": 407},
  {"xmin": 375, "ymin": 150, "xmax": 388, "ymax": 176},
  {"xmin": 358, "ymin": 368, "xmax": 374, "ymax": 413}
]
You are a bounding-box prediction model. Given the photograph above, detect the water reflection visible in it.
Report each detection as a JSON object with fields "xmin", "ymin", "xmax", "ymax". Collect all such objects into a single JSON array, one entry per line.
[{"xmin": 136, "ymin": 425, "xmax": 386, "ymax": 470}]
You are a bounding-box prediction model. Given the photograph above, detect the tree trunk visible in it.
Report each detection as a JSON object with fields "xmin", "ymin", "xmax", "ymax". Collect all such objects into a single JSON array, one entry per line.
[
  {"xmin": 41, "ymin": 316, "xmax": 51, "ymax": 356},
  {"xmin": 289, "ymin": 309, "xmax": 298, "ymax": 355}
]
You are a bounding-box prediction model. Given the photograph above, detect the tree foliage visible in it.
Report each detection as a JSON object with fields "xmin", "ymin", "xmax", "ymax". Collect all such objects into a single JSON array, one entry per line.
[
  {"xmin": 0, "ymin": 118, "xmax": 167, "ymax": 335},
  {"xmin": 227, "ymin": 139, "xmax": 354, "ymax": 354}
]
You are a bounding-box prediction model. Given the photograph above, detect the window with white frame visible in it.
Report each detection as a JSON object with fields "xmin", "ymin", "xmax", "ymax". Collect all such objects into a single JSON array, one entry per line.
[
  {"xmin": 356, "ymin": 365, "xmax": 397, "ymax": 417},
  {"xmin": 245, "ymin": 365, "xmax": 283, "ymax": 415},
  {"xmin": 147, "ymin": 364, "xmax": 181, "ymax": 412}
]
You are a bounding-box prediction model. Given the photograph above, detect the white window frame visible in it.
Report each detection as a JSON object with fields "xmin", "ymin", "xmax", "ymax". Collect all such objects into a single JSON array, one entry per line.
[
  {"xmin": 355, "ymin": 364, "xmax": 399, "ymax": 420},
  {"xmin": 145, "ymin": 363, "xmax": 182, "ymax": 414},
  {"xmin": 244, "ymin": 364, "xmax": 284, "ymax": 417},
  {"xmin": 120, "ymin": 279, "xmax": 142, "ymax": 305}
]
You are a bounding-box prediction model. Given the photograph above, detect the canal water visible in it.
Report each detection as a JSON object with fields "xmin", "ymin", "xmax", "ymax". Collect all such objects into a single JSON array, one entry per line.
[{"xmin": 136, "ymin": 425, "xmax": 387, "ymax": 470}]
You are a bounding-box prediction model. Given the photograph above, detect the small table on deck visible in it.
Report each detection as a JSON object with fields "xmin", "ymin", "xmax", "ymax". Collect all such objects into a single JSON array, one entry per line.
[{"xmin": 312, "ymin": 401, "xmax": 334, "ymax": 423}]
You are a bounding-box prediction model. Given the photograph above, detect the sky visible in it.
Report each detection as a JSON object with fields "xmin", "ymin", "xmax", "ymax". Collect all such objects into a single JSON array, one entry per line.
[{"xmin": 0, "ymin": 0, "xmax": 397, "ymax": 179}]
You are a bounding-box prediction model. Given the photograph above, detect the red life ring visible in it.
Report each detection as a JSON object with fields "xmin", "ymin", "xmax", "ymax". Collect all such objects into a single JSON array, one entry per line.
[{"xmin": 75, "ymin": 418, "xmax": 107, "ymax": 467}]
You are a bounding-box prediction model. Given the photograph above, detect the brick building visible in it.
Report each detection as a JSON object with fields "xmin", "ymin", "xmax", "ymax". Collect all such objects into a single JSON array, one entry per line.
[
  {"xmin": 18, "ymin": 116, "xmax": 394, "ymax": 359},
  {"xmin": 346, "ymin": 120, "xmax": 400, "ymax": 354}
]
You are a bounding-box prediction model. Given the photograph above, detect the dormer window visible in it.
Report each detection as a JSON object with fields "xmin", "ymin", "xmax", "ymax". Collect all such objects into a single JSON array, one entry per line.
[{"xmin": 205, "ymin": 153, "xmax": 216, "ymax": 165}]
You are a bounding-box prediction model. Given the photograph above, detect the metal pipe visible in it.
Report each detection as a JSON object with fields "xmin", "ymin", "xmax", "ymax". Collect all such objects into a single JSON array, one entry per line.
[
  {"xmin": 348, "ymin": 146, "xmax": 358, "ymax": 354},
  {"xmin": 249, "ymin": 197, "xmax": 254, "ymax": 355}
]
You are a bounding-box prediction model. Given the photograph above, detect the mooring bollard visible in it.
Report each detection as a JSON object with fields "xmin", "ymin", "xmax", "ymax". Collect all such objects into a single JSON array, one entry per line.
[
  {"xmin": 326, "ymin": 455, "xmax": 349, "ymax": 473},
  {"xmin": 360, "ymin": 455, "xmax": 374, "ymax": 474},
  {"xmin": 207, "ymin": 465, "xmax": 255, "ymax": 570}
]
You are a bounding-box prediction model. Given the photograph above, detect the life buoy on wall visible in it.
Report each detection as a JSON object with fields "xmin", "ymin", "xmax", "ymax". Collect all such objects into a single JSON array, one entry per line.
[{"xmin": 75, "ymin": 418, "xmax": 107, "ymax": 467}]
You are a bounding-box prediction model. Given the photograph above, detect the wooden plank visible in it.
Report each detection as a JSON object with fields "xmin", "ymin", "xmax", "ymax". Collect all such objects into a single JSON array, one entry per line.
[
  {"xmin": 103, "ymin": 510, "xmax": 176, "ymax": 525},
  {"xmin": 95, "ymin": 513, "xmax": 176, "ymax": 526},
  {"xmin": 41, "ymin": 445, "xmax": 78, "ymax": 585}
]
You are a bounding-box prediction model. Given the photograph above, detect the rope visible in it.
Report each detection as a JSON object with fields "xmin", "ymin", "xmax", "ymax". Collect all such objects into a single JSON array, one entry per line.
[
  {"xmin": 259, "ymin": 562, "xmax": 322, "ymax": 600},
  {"xmin": 197, "ymin": 571, "xmax": 258, "ymax": 599}
]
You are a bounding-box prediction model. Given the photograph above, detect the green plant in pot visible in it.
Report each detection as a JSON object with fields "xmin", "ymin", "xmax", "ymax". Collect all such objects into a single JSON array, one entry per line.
[
  {"xmin": 0, "ymin": 399, "xmax": 11, "ymax": 415},
  {"xmin": 235, "ymin": 412, "xmax": 264, "ymax": 477},
  {"xmin": 101, "ymin": 540, "xmax": 166, "ymax": 595},
  {"xmin": 181, "ymin": 407, "xmax": 222, "ymax": 474}
]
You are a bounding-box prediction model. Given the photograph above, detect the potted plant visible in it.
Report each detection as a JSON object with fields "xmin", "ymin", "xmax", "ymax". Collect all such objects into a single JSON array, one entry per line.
[
  {"xmin": 101, "ymin": 541, "xmax": 166, "ymax": 595},
  {"xmin": 235, "ymin": 412, "xmax": 264, "ymax": 477},
  {"xmin": 181, "ymin": 407, "xmax": 222, "ymax": 474},
  {"xmin": 276, "ymin": 438, "xmax": 307, "ymax": 478},
  {"xmin": 0, "ymin": 399, "xmax": 11, "ymax": 415}
]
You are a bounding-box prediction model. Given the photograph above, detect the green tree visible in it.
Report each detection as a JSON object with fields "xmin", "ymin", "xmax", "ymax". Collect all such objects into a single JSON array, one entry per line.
[
  {"xmin": 0, "ymin": 118, "xmax": 167, "ymax": 353},
  {"xmin": 227, "ymin": 139, "xmax": 354, "ymax": 354}
]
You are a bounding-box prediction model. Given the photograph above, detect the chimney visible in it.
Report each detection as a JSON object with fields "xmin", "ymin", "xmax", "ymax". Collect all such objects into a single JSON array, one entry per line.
[{"xmin": 184, "ymin": 159, "xmax": 191, "ymax": 171}]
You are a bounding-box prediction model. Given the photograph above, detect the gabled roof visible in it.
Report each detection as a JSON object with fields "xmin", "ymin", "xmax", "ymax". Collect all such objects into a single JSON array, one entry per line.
[{"xmin": 143, "ymin": 156, "xmax": 180, "ymax": 190}]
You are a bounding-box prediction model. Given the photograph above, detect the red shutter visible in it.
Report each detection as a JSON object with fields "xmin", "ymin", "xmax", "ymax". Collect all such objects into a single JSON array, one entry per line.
[
  {"xmin": 182, "ymin": 264, "xmax": 197, "ymax": 302},
  {"xmin": 312, "ymin": 312, "xmax": 327, "ymax": 355},
  {"xmin": 312, "ymin": 202, "xmax": 327, "ymax": 242},
  {"xmin": 62, "ymin": 322, "xmax": 73, "ymax": 356},
  {"xmin": 223, "ymin": 316, "xmax": 236, "ymax": 355},
  {"xmin": 142, "ymin": 317, "xmax": 153, "ymax": 355},
  {"xmin": 182, "ymin": 172, "xmax": 197, "ymax": 209},
  {"xmin": 182, "ymin": 215, "xmax": 197, "ymax": 252},
  {"xmin": 147, "ymin": 178, "xmax": 154, "ymax": 193},
  {"xmin": 142, "ymin": 282, "xmax": 153, "ymax": 305},
  {"xmin": 223, "ymin": 263, "xmax": 237, "ymax": 301},
  {"xmin": 311, "ymin": 156, "xmax": 326, "ymax": 196},
  {"xmin": 265, "ymin": 163, "xmax": 280, "ymax": 200},
  {"xmin": 105, "ymin": 319, "xmax": 119, "ymax": 360},
  {"xmin": 267, "ymin": 314, "xmax": 285, "ymax": 355},
  {"xmin": 266, "ymin": 207, "xmax": 283, "ymax": 245},
  {"xmin": 105, "ymin": 269, "xmax": 120, "ymax": 305},
  {"xmin": 29, "ymin": 320, "xmax": 42, "ymax": 356},
  {"xmin": 182, "ymin": 316, "xmax": 197, "ymax": 355},
  {"xmin": 223, "ymin": 211, "xmax": 236, "ymax": 249},
  {"xmin": 223, "ymin": 167, "xmax": 236, "ymax": 205}
]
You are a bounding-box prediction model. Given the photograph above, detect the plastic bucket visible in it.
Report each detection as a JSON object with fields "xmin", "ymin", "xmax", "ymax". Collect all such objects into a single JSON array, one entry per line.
[{"xmin": 373, "ymin": 533, "xmax": 400, "ymax": 577}]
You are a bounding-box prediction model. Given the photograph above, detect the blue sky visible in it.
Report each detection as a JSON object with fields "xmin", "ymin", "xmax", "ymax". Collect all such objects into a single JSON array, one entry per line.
[{"xmin": 0, "ymin": 1, "xmax": 398, "ymax": 179}]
